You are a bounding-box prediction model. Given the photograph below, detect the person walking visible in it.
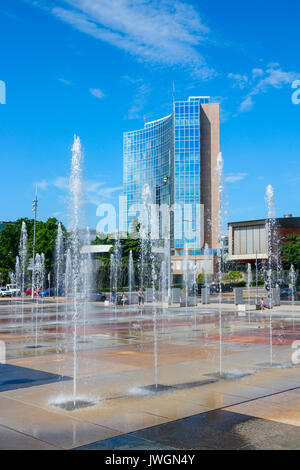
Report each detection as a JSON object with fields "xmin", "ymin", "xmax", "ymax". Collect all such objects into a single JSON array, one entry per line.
[
  {"xmin": 121, "ymin": 292, "xmax": 127, "ymax": 306},
  {"xmin": 138, "ymin": 288, "xmax": 144, "ymax": 306}
]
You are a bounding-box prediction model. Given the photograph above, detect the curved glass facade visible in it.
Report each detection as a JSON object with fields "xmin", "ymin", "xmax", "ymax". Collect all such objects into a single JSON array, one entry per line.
[
  {"xmin": 123, "ymin": 96, "xmax": 218, "ymax": 253},
  {"xmin": 123, "ymin": 114, "xmax": 173, "ymax": 233},
  {"xmin": 173, "ymin": 98, "xmax": 201, "ymax": 250}
]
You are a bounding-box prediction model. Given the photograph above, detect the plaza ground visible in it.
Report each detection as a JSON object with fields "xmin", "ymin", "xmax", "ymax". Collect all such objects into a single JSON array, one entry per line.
[{"xmin": 0, "ymin": 297, "xmax": 299, "ymax": 450}]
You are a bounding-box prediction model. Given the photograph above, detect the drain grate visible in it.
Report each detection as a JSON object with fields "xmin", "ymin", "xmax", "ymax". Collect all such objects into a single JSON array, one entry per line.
[
  {"xmin": 174, "ymin": 379, "xmax": 217, "ymax": 390},
  {"xmin": 256, "ymin": 362, "xmax": 293, "ymax": 369},
  {"xmin": 140, "ymin": 384, "xmax": 176, "ymax": 393},
  {"xmin": 204, "ymin": 372, "xmax": 252, "ymax": 380},
  {"xmin": 52, "ymin": 400, "xmax": 97, "ymax": 411}
]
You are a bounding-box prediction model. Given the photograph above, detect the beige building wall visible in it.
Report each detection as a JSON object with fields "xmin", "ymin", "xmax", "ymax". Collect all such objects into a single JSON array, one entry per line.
[{"xmin": 200, "ymin": 103, "xmax": 220, "ymax": 250}]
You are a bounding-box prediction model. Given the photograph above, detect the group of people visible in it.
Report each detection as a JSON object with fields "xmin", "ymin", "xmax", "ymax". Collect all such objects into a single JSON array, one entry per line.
[{"xmin": 110, "ymin": 288, "xmax": 145, "ymax": 306}]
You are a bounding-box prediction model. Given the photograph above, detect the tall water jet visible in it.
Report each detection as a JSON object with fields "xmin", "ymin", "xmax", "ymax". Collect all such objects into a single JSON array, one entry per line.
[
  {"xmin": 265, "ymin": 184, "xmax": 276, "ymax": 366},
  {"xmin": 216, "ymin": 152, "xmax": 224, "ymax": 376},
  {"xmin": 128, "ymin": 250, "xmax": 135, "ymax": 304},
  {"xmin": 183, "ymin": 242, "xmax": 190, "ymax": 309},
  {"xmin": 110, "ymin": 253, "xmax": 115, "ymax": 303},
  {"xmin": 247, "ymin": 263, "xmax": 252, "ymax": 322},
  {"xmin": 55, "ymin": 222, "xmax": 64, "ymax": 304},
  {"xmin": 15, "ymin": 257, "xmax": 21, "ymax": 293},
  {"xmin": 19, "ymin": 221, "xmax": 28, "ymax": 322},
  {"xmin": 69, "ymin": 135, "xmax": 84, "ymax": 406},
  {"xmin": 54, "ymin": 222, "xmax": 64, "ymax": 338},
  {"xmin": 34, "ymin": 253, "xmax": 43, "ymax": 348},
  {"xmin": 139, "ymin": 184, "xmax": 153, "ymax": 293},
  {"xmin": 203, "ymin": 243, "xmax": 210, "ymax": 286},
  {"xmin": 113, "ymin": 231, "xmax": 122, "ymax": 303},
  {"xmin": 289, "ymin": 265, "xmax": 296, "ymax": 324},
  {"xmin": 82, "ymin": 227, "xmax": 93, "ymax": 339},
  {"xmin": 64, "ymin": 248, "xmax": 72, "ymax": 316}
]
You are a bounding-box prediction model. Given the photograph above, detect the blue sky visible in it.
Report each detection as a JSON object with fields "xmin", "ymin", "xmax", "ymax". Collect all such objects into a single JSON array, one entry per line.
[{"xmin": 0, "ymin": 0, "xmax": 299, "ymax": 229}]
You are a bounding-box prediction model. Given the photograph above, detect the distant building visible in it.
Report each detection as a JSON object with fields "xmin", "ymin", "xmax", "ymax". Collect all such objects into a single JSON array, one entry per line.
[
  {"xmin": 123, "ymin": 95, "xmax": 220, "ymax": 276},
  {"xmin": 227, "ymin": 215, "xmax": 300, "ymax": 264}
]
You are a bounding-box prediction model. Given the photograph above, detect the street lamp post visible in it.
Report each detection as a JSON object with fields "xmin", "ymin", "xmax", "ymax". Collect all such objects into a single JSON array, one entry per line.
[{"xmin": 31, "ymin": 187, "xmax": 38, "ymax": 299}]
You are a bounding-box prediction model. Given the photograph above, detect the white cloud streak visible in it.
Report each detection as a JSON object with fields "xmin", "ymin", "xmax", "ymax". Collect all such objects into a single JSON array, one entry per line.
[
  {"xmin": 89, "ymin": 87, "xmax": 105, "ymax": 99},
  {"xmin": 238, "ymin": 64, "xmax": 300, "ymax": 113},
  {"xmin": 29, "ymin": 0, "xmax": 216, "ymax": 78},
  {"xmin": 225, "ymin": 172, "xmax": 248, "ymax": 183},
  {"xmin": 37, "ymin": 175, "xmax": 122, "ymax": 206}
]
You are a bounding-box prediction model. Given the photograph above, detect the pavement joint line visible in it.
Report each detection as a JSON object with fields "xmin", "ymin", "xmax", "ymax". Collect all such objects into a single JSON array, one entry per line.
[
  {"xmin": 0, "ymin": 421, "xmax": 65, "ymax": 450},
  {"xmin": 67, "ymin": 383, "xmax": 300, "ymax": 449}
]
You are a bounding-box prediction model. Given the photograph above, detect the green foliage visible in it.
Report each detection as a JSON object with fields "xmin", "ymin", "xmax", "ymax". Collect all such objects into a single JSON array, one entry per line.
[
  {"xmin": 280, "ymin": 234, "xmax": 300, "ymax": 271},
  {"xmin": 93, "ymin": 233, "xmax": 141, "ymax": 290},
  {"xmin": 197, "ymin": 273, "xmax": 204, "ymax": 284},
  {"xmin": 0, "ymin": 218, "xmax": 66, "ymax": 284},
  {"xmin": 223, "ymin": 270, "xmax": 243, "ymax": 283}
]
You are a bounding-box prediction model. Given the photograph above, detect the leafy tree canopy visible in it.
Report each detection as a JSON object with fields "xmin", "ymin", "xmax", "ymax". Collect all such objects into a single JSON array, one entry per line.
[
  {"xmin": 0, "ymin": 218, "xmax": 66, "ymax": 284},
  {"xmin": 280, "ymin": 234, "xmax": 300, "ymax": 271}
]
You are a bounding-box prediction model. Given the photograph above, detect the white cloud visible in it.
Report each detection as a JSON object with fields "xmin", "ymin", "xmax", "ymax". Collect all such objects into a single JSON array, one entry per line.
[
  {"xmin": 238, "ymin": 63, "xmax": 300, "ymax": 113},
  {"xmin": 58, "ymin": 77, "xmax": 74, "ymax": 86},
  {"xmin": 29, "ymin": 0, "xmax": 215, "ymax": 78},
  {"xmin": 238, "ymin": 95, "xmax": 254, "ymax": 113},
  {"xmin": 123, "ymin": 76, "xmax": 151, "ymax": 120},
  {"xmin": 38, "ymin": 176, "xmax": 121, "ymax": 206},
  {"xmin": 89, "ymin": 87, "xmax": 105, "ymax": 99},
  {"xmin": 225, "ymin": 172, "xmax": 248, "ymax": 183},
  {"xmin": 227, "ymin": 73, "xmax": 248, "ymax": 89},
  {"xmin": 36, "ymin": 180, "xmax": 49, "ymax": 190},
  {"xmin": 252, "ymin": 68, "xmax": 264, "ymax": 79},
  {"xmin": 53, "ymin": 176, "xmax": 69, "ymax": 191}
]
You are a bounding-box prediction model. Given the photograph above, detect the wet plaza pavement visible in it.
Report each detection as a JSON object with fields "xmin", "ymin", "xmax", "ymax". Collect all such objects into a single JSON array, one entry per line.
[{"xmin": 0, "ymin": 298, "xmax": 299, "ymax": 450}]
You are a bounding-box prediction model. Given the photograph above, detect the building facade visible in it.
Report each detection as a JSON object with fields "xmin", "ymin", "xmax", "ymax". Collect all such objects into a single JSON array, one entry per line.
[
  {"xmin": 227, "ymin": 216, "xmax": 300, "ymax": 264},
  {"xmin": 123, "ymin": 96, "xmax": 220, "ymax": 275}
]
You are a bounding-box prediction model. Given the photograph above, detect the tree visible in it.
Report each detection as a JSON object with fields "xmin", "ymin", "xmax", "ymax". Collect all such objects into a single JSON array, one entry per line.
[
  {"xmin": 0, "ymin": 218, "xmax": 66, "ymax": 285},
  {"xmin": 92, "ymin": 233, "xmax": 141, "ymax": 290},
  {"xmin": 280, "ymin": 234, "xmax": 300, "ymax": 271},
  {"xmin": 224, "ymin": 270, "xmax": 243, "ymax": 283}
]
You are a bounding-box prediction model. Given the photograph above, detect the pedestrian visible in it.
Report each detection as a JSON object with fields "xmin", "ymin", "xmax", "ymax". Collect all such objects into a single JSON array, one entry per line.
[
  {"xmin": 138, "ymin": 288, "xmax": 144, "ymax": 306},
  {"xmin": 121, "ymin": 292, "xmax": 127, "ymax": 306},
  {"xmin": 260, "ymin": 297, "xmax": 267, "ymax": 313}
]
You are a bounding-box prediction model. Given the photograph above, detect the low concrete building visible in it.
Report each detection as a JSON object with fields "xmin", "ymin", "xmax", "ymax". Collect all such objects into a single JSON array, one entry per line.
[{"xmin": 227, "ymin": 215, "xmax": 300, "ymax": 264}]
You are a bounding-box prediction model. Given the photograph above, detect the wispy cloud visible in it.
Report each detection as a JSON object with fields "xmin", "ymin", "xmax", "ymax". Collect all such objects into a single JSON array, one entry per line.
[
  {"xmin": 238, "ymin": 63, "xmax": 300, "ymax": 113},
  {"xmin": 58, "ymin": 77, "xmax": 74, "ymax": 86},
  {"xmin": 123, "ymin": 76, "xmax": 151, "ymax": 120},
  {"xmin": 225, "ymin": 172, "xmax": 248, "ymax": 183},
  {"xmin": 28, "ymin": 0, "xmax": 216, "ymax": 79},
  {"xmin": 89, "ymin": 87, "xmax": 105, "ymax": 99},
  {"xmin": 36, "ymin": 179, "xmax": 49, "ymax": 190},
  {"xmin": 36, "ymin": 175, "xmax": 121, "ymax": 206},
  {"xmin": 227, "ymin": 73, "xmax": 248, "ymax": 89}
]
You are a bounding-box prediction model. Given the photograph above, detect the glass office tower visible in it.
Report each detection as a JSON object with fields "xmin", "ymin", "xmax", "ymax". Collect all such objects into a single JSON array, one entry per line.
[{"xmin": 123, "ymin": 96, "xmax": 220, "ymax": 255}]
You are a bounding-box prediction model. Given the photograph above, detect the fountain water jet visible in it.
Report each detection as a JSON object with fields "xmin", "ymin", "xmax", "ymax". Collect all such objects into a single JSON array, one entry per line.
[
  {"xmin": 128, "ymin": 250, "xmax": 135, "ymax": 305},
  {"xmin": 19, "ymin": 221, "xmax": 28, "ymax": 323},
  {"xmin": 247, "ymin": 263, "xmax": 252, "ymax": 322}
]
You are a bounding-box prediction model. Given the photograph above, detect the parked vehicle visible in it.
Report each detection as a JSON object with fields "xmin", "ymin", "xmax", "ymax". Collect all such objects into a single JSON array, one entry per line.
[
  {"xmin": 280, "ymin": 287, "xmax": 300, "ymax": 301},
  {"xmin": 0, "ymin": 287, "xmax": 10, "ymax": 297},
  {"xmin": 25, "ymin": 288, "xmax": 41, "ymax": 296},
  {"xmin": 4, "ymin": 284, "xmax": 21, "ymax": 297},
  {"xmin": 39, "ymin": 288, "xmax": 64, "ymax": 297},
  {"xmin": 210, "ymin": 283, "xmax": 233, "ymax": 294},
  {"xmin": 88, "ymin": 290, "xmax": 106, "ymax": 302}
]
